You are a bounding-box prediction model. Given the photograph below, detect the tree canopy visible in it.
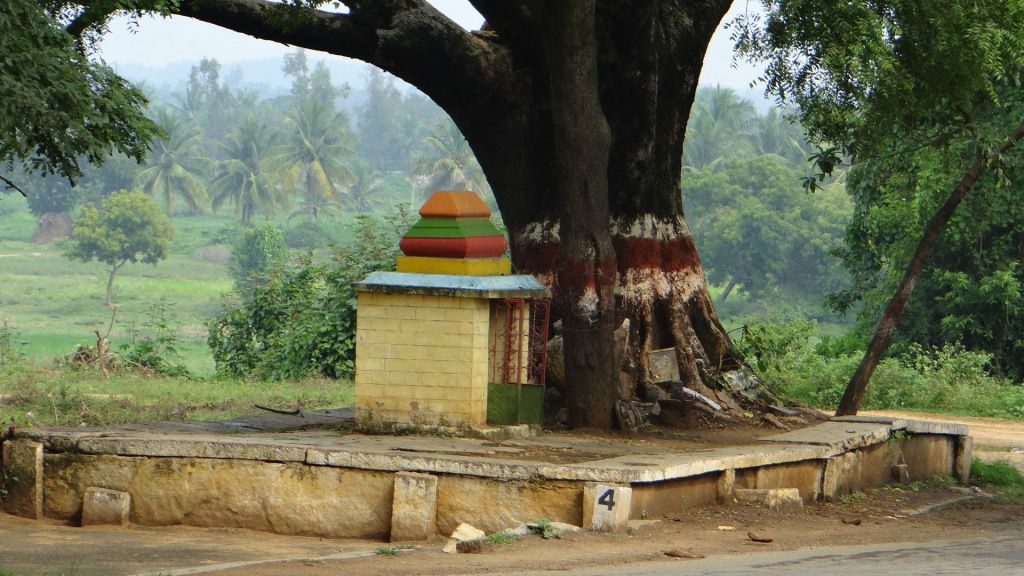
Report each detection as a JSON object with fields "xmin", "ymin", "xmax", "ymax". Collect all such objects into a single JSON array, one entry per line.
[
  {"xmin": 1, "ymin": 0, "xmax": 157, "ymax": 184},
  {"xmin": 63, "ymin": 189, "xmax": 174, "ymax": 306}
]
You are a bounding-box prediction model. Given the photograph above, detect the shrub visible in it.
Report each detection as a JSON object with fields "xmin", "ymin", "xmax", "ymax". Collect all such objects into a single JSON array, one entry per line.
[
  {"xmin": 283, "ymin": 221, "xmax": 332, "ymax": 249},
  {"xmin": 228, "ymin": 225, "xmax": 289, "ymax": 290},
  {"xmin": 208, "ymin": 209, "xmax": 413, "ymax": 380},
  {"xmin": 0, "ymin": 191, "xmax": 27, "ymax": 216},
  {"xmin": 121, "ymin": 304, "xmax": 191, "ymax": 378},
  {"xmin": 743, "ymin": 321, "xmax": 1024, "ymax": 418}
]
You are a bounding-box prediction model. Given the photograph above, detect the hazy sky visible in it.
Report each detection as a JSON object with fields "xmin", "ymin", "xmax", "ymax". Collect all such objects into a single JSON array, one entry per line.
[{"xmin": 98, "ymin": 1, "xmax": 763, "ymax": 91}]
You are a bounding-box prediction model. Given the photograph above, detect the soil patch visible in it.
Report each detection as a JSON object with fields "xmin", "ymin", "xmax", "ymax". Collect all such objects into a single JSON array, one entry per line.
[{"xmin": 206, "ymin": 485, "xmax": 1024, "ymax": 576}]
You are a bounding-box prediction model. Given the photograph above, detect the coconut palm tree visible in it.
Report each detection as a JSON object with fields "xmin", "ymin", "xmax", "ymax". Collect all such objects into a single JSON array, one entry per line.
[
  {"xmin": 209, "ymin": 116, "xmax": 282, "ymax": 226},
  {"xmin": 683, "ymin": 86, "xmax": 759, "ymax": 169},
  {"xmin": 343, "ymin": 160, "xmax": 390, "ymax": 213},
  {"xmin": 273, "ymin": 97, "xmax": 355, "ymax": 221},
  {"xmin": 755, "ymin": 108, "xmax": 812, "ymax": 164},
  {"xmin": 415, "ymin": 120, "xmax": 488, "ymax": 203},
  {"xmin": 134, "ymin": 107, "xmax": 212, "ymax": 217}
]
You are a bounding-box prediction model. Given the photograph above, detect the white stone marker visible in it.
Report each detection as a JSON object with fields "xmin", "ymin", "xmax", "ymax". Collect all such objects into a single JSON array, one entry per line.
[
  {"xmin": 390, "ymin": 472, "xmax": 438, "ymax": 542},
  {"xmin": 582, "ymin": 483, "xmax": 632, "ymax": 531},
  {"xmin": 82, "ymin": 487, "xmax": 131, "ymax": 526},
  {"xmin": 1, "ymin": 440, "xmax": 43, "ymax": 519}
]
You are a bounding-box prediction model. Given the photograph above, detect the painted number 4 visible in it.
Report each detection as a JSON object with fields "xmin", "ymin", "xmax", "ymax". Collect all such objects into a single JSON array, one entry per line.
[{"xmin": 597, "ymin": 489, "xmax": 616, "ymax": 510}]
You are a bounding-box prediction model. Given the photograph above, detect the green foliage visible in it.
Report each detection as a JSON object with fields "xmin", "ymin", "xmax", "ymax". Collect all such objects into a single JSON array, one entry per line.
[
  {"xmin": 0, "ymin": 192, "xmax": 27, "ymax": 217},
  {"xmin": 684, "ymin": 156, "xmax": 851, "ymax": 302},
  {"xmin": 209, "ymin": 209, "xmax": 412, "ymax": 381},
  {"xmin": 736, "ymin": 319, "xmax": 816, "ymax": 373},
  {"xmin": 829, "ymin": 143, "xmax": 1024, "ymax": 380},
  {"xmin": 906, "ymin": 474, "xmax": 956, "ymax": 492},
  {"xmin": 0, "ymin": 364, "xmax": 352, "ymax": 428},
  {"xmin": 736, "ymin": 0, "xmax": 1024, "ymax": 158},
  {"xmin": 283, "ymin": 221, "xmax": 333, "ymax": 249},
  {"xmin": 63, "ymin": 190, "xmax": 174, "ymax": 270},
  {"xmin": 209, "ymin": 116, "xmax": 282, "ymax": 226},
  {"xmin": 135, "ymin": 107, "xmax": 212, "ymax": 216},
  {"xmin": 120, "ymin": 304, "xmax": 191, "ymax": 378},
  {"xmin": 970, "ymin": 459, "xmax": 1024, "ymax": 487},
  {"xmin": 374, "ymin": 546, "xmax": 400, "ymax": 556},
  {"xmin": 228, "ymin": 225, "xmax": 289, "ymax": 289},
  {"xmin": 838, "ymin": 491, "xmax": 867, "ymax": 505},
  {"xmin": 742, "ymin": 321, "xmax": 1024, "ymax": 418},
  {"xmin": 21, "ymin": 174, "xmax": 77, "ymax": 216},
  {"xmin": 0, "ymin": 321, "xmax": 27, "ymax": 370},
  {"xmin": 971, "ymin": 459, "xmax": 1024, "ymax": 502},
  {"xmin": 274, "ymin": 96, "xmax": 355, "ymax": 222},
  {"xmin": 0, "ymin": 0, "xmax": 157, "ymax": 181},
  {"xmin": 486, "ymin": 531, "xmax": 519, "ymax": 545},
  {"xmin": 529, "ymin": 518, "xmax": 559, "ymax": 539}
]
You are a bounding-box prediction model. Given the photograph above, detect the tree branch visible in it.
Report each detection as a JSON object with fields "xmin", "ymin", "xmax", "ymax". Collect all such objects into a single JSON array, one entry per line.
[
  {"xmin": 65, "ymin": 0, "xmax": 121, "ymax": 39},
  {"xmin": 467, "ymin": 0, "xmax": 535, "ymax": 43},
  {"xmin": 173, "ymin": 0, "xmax": 510, "ymax": 113},
  {"xmin": 0, "ymin": 175, "xmax": 27, "ymax": 197}
]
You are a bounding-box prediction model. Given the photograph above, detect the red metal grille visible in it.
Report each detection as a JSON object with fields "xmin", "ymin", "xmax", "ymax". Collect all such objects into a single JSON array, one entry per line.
[{"xmin": 489, "ymin": 299, "xmax": 550, "ymax": 385}]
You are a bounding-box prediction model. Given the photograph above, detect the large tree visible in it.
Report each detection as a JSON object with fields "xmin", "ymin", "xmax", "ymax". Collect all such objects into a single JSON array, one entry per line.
[
  {"xmin": 737, "ymin": 0, "xmax": 1024, "ymax": 415},
  {"xmin": 45, "ymin": 0, "xmax": 748, "ymax": 428}
]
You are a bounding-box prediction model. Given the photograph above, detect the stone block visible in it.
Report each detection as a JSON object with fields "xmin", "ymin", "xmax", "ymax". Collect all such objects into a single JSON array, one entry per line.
[
  {"xmin": 716, "ymin": 469, "xmax": 735, "ymax": 503},
  {"xmin": 1, "ymin": 440, "xmax": 43, "ymax": 519},
  {"xmin": 955, "ymin": 435, "xmax": 973, "ymax": 484},
  {"xmin": 82, "ymin": 487, "xmax": 131, "ymax": 526},
  {"xmin": 391, "ymin": 472, "xmax": 438, "ymax": 542},
  {"xmin": 583, "ymin": 483, "xmax": 632, "ymax": 531},
  {"xmin": 442, "ymin": 522, "xmax": 486, "ymax": 553},
  {"xmin": 734, "ymin": 488, "xmax": 803, "ymax": 512}
]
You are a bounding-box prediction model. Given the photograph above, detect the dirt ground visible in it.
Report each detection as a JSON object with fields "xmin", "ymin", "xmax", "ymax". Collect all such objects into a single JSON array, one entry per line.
[{"xmin": 203, "ymin": 485, "xmax": 1024, "ymax": 576}]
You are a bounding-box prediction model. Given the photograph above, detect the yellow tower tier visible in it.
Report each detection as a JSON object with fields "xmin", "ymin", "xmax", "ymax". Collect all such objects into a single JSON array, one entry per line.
[{"xmin": 396, "ymin": 256, "xmax": 511, "ymax": 276}]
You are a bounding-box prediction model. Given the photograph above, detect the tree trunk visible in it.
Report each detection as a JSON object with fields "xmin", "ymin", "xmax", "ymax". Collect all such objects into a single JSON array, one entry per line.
[
  {"xmin": 105, "ymin": 261, "xmax": 125, "ymax": 308},
  {"xmin": 169, "ymin": 0, "xmax": 745, "ymax": 428},
  {"xmin": 538, "ymin": 0, "xmax": 618, "ymax": 428},
  {"xmin": 836, "ymin": 121, "xmax": 1024, "ymax": 416},
  {"xmin": 720, "ymin": 278, "xmax": 739, "ymax": 302}
]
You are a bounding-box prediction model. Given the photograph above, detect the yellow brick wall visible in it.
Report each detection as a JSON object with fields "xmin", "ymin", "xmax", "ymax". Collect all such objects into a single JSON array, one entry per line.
[{"xmin": 354, "ymin": 292, "xmax": 490, "ymax": 429}]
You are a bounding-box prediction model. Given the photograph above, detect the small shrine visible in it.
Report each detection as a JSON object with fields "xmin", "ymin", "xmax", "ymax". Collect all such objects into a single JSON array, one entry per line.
[{"xmin": 353, "ymin": 191, "xmax": 550, "ymax": 435}]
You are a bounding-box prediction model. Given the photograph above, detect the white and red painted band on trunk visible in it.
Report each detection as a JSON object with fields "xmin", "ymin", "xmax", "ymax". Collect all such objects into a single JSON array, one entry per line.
[{"xmin": 510, "ymin": 214, "xmax": 708, "ymax": 308}]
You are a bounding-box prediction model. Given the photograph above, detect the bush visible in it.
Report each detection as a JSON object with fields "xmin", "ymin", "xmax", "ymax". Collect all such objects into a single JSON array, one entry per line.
[
  {"xmin": 283, "ymin": 221, "xmax": 332, "ymax": 249},
  {"xmin": 742, "ymin": 321, "xmax": 1024, "ymax": 418},
  {"xmin": 121, "ymin": 304, "xmax": 191, "ymax": 378},
  {"xmin": 229, "ymin": 225, "xmax": 289, "ymax": 290},
  {"xmin": 208, "ymin": 209, "xmax": 413, "ymax": 380},
  {"xmin": 0, "ymin": 192, "xmax": 28, "ymax": 216}
]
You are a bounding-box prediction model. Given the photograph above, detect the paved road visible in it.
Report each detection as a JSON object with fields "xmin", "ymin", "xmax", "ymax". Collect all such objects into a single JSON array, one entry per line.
[{"xmin": 511, "ymin": 536, "xmax": 1024, "ymax": 576}]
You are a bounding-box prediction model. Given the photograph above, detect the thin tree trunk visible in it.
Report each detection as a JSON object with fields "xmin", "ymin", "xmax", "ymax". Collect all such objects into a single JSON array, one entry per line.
[
  {"xmin": 836, "ymin": 121, "xmax": 1024, "ymax": 416},
  {"xmin": 540, "ymin": 0, "xmax": 618, "ymax": 428},
  {"xmin": 105, "ymin": 260, "xmax": 125, "ymax": 308},
  {"xmin": 720, "ymin": 278, "xmax": 739, "ymax": 302}
]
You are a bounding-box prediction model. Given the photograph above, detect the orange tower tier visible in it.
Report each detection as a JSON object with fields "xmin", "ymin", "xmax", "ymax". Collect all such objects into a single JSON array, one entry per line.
[{"xmin": 398, "ymin": 190, "xmax": 510, "ymax": 275}]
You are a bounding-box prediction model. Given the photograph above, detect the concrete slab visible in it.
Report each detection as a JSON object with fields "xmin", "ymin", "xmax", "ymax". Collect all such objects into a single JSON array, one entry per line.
[
  {"xmin": 764, "ymin": 421, "xmax": 892, "ymax": 455},
  {"xmin": 831, "ymin": 415, "xmax": 968, "ymax": 437},
  {"xmin": 355, "ymin": 272, "xmax": 550, "ymax": 299},
  {"xmin": 1, "ymin": 415, "xmax": 972, "ymax": 541}
]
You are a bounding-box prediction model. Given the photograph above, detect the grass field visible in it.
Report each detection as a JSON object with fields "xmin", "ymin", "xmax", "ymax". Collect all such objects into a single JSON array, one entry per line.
[
  {"xmin": 0, "ymin": 208, "xmax": 358, "ymax": 376},
  {"xmin": 0, "ymin": 206, "xmax": 356, "ymax": 427},
  {"xmin": 0, "ymin": 365, "xmax": 352, "ymax": 427}
]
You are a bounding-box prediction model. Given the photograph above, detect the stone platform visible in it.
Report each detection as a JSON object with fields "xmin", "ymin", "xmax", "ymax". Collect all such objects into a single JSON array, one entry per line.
[{"xmin": 0, "ymin": 414, "xmax": 971, "ymax": 541}]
